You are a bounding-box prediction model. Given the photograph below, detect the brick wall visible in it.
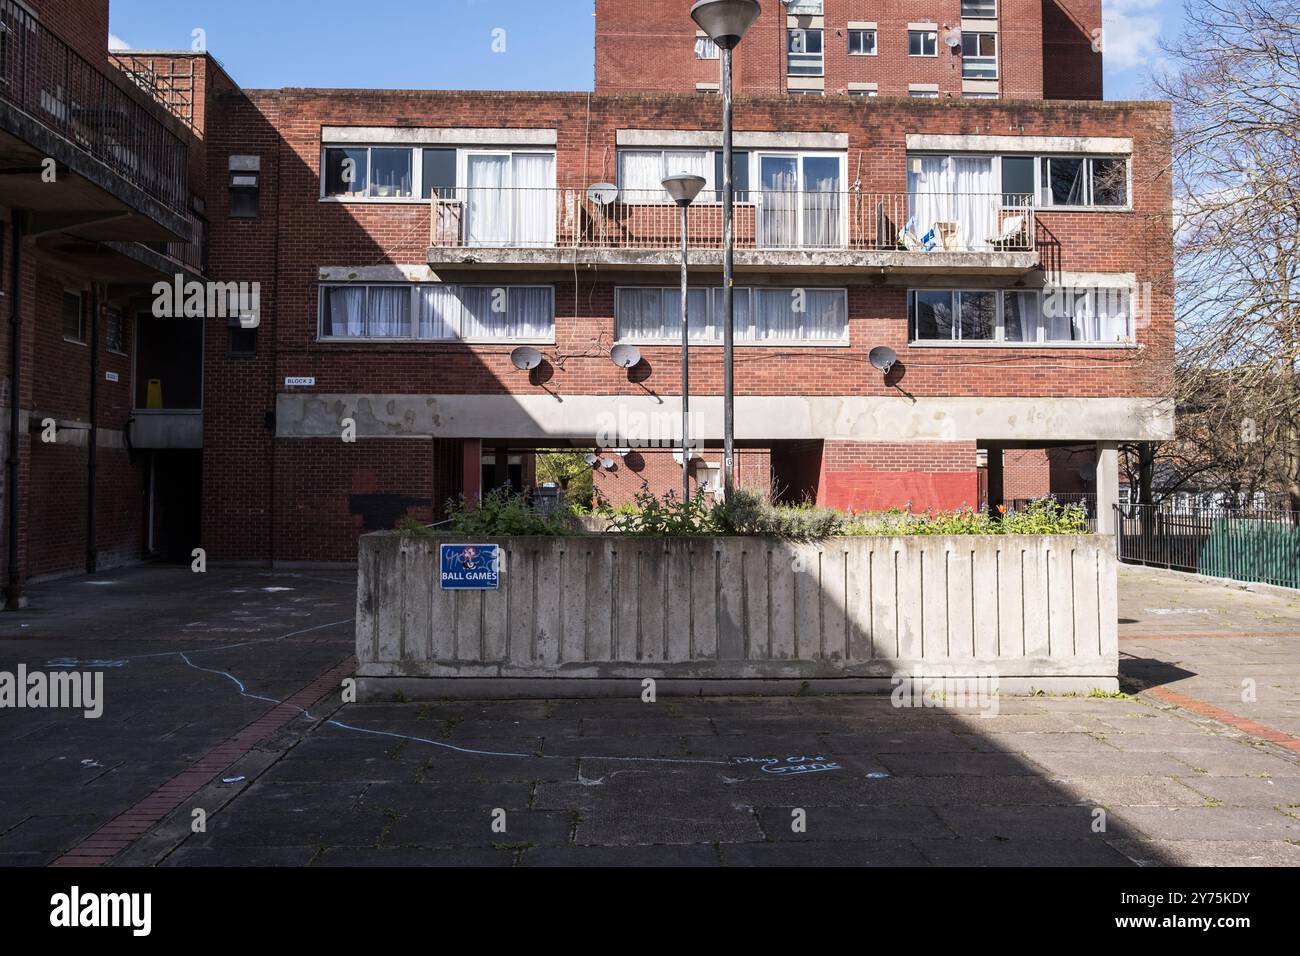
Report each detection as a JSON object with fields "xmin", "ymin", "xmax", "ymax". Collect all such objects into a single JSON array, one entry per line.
[
  {"xmin": 1003, "ymin": 447, "xmax": 1050, "ymax": 500},
  {"xmin": 820, "ymin": 439, "xmax": 979, "ymax": 511},
  {"xmin": 28, "ymin": 0, "xmax": 110, "ymax": 68}
]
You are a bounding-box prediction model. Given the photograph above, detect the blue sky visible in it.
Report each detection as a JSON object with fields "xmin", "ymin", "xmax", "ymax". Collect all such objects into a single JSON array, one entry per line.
[{"xmin": 108, "ymin": 0, "xmax": 1183, "ymax": 99}]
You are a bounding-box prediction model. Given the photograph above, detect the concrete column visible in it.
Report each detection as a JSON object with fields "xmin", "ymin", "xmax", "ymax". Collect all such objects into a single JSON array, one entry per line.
[
  {"xmin": 1095, "ymin": 441, "xmax": 1119, "ymax": 535},
  {"xmin": 985, "ymin": 444, "xmax": 1004, "ymax": 516}
]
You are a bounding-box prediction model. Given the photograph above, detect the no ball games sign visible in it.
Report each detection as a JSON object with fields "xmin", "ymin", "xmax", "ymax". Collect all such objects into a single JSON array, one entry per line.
[{"xmin": 439, "ymin": 543, "xmax": 500, "ymax": 590}]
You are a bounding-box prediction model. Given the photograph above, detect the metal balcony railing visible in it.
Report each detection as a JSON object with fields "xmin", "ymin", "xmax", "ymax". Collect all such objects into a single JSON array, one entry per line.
[
  {"xmin": 0, "ymin": 0, "xmax": 188, "ymax": 213},
  {"xmin": 429, "ymin": 187, "xmax": 1035, "ymax": 255}
]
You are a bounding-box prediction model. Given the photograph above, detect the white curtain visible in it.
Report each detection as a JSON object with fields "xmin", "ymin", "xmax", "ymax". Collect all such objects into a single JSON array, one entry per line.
[
  {"xmin": 466, "ymin": 155, "xmax": 510, "ymax": 247},
  {"xmin": 326, "ymin": 287, "xmax": 365, "ymax": 337},
  {"xmin": 754, "ymin": 289, "xmax": 797, "ymax": 340},
  {"xmin": 417, "ymin": 285, "xmax": 460, "ymax": 340},
  {"xmin": 801, "ymin": 159, "xmax": 842, "ymax": 248},
  {"xmin": 512, "ymin": 153, "xmax": 554, "ymax": 247},
  {"xmin": 1093, "ymin": 288, "xmax": 1130, "ymax": 341},
  {"xmin": 759, "ymin": 159, "xmax": 798, "ymax": 248},
  {"xmin": 367, "ymin": 287, "xmax": 410, "ymax": 337},
  {"xmin": 510, "ymin": 287, "xmax": 554, "ymax": 338},
  {"xmin": 616, "ymin": 288, "xmax": 669, "ymax": 339},
  {"xmin": 1003, "ymin": 290, "xmax": 1039, "ymax": 342},
  {"xmin": 803, "ymin": 289, "xmax": 846, "ymax": 339},
  {"xmin": 908, "ymin": 156, "xmax": 995, "ymax": 250},
  {"xmin": 619, "ymin": 151, "xmax": 666, "ymax": 197}
]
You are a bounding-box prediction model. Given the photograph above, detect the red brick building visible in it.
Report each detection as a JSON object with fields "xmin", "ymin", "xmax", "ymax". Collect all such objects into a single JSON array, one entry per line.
[{"xmin": 1, "ymin": 0, "xmax": 1173, "ymax": 578}]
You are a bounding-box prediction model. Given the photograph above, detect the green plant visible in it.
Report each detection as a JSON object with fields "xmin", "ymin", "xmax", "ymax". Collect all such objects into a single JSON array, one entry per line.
[
  {"xmin": 605, "ymin": 489, "xmax": 720, "ymax": 536},
  {"xmin": 443, "ymin": 486, "xmax": 574, "ymax": 537},
  {"xmin": 999, "ymin": 498, "xmax": 1089, "ymax": 534},
  {"xmin": 716, "ymin": 488, "xmax": 846, "ymax": 539}
]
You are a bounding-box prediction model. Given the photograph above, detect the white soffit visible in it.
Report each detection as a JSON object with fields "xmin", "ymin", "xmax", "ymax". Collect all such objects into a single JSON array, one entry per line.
[
  {"xmin": 321, "ymin": 126, "xmax": 557, "ymax": 145},
  {"xmin": 618, "ymin": 128, "xmax": 849, "ymax": 150},
  {"xmin": 906, "ymin": 133, "xmax": 1133, "ymax": 154}
]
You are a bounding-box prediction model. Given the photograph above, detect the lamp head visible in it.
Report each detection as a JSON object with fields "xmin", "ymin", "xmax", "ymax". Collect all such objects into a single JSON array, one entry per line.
[
  {"xmin": 690, "ymin": 0, "xmax": 762, "ymax": 50},
  {"xmin": 661, "ymin": 173, "xmax": 708, "ymax": 206}
]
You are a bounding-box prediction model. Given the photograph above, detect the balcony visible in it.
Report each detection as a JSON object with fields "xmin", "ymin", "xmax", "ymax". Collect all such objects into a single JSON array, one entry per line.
[
  {"xmin": 0, "ymin": 0, "xmax": 190, "ymax": 240},
  {"xmin": 427, "ymin": 187, "xmax": 1038, "ymax": 275}
]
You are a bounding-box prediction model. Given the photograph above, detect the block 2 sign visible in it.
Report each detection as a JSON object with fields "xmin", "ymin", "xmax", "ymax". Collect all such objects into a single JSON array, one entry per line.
[{"xmin": 438, "ymin": 543, "xmax": 501, "ymax": 590}]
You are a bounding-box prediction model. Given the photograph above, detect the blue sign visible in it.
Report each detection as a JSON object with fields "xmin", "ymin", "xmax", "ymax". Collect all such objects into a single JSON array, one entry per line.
[{"xmin": 439, "ymin": 543, "xmax": 500, "ymax": 590}]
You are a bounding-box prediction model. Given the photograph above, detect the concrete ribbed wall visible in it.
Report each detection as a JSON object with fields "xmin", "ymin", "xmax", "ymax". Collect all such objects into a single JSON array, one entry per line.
[{"xmin": 356, "ymin": 533, "xmax": 1118, "ymax": 695}]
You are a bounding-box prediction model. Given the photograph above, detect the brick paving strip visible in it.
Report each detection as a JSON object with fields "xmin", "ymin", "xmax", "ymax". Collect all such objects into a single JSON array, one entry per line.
[
  {"xmin": 49, "ymin": 657, "xmax": 357, "ymax": 867},
  {"xmin": 1143, "ymin": 686, "xmax": 1300, "ymax": 754}
]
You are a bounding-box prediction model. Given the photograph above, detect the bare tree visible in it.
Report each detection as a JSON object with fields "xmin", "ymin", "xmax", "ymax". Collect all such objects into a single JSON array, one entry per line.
[{"xmin": 1155, "ymin": 0, "xmax": 1300, "ymax": 510}]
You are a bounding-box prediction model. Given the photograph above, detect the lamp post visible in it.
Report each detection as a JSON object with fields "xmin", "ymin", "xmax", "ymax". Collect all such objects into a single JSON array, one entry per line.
[
  {"xmin": 662, "ymin": 173, "xmax": 708, "ymax": 502},
  {"xmin": 691, "ymin": 0, "xmax": 761, "ymax": 500}
]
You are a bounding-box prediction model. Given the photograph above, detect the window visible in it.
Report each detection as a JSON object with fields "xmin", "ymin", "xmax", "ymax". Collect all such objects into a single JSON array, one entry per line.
[
  {"xmin": 848, "ymin": 88, "xmax": 879, "ymax": 97},
  {"xmin": 909, "ymin": 88, "xmax": 939, "ymax": 98},
  {"xmin": 786, "ymin": 0, "xmax": 823, "ymax": 12},
  {"xmin": 62, "ymin": 291, "xmax": 85, "ymax": 343},
  {"xmin": 788, "ymin": 28, "xmax": 823, "ymax": 76},
  {"xmin": 615, "ymin": 286, "xmax": 847, "ymax": 344},
  {"xmin": 319, "ymin": 284, "xmax": 554, "ymax": 342},
  {"xmin": 421, "ymin": 148, "xmax": 456, "ymax": 200},
  {"xmin": 617, "ymin": 149, "xmax": 749, "ymax": 201},
  {"xmin": 228, "ymin": 327, "xmax": 257, "ymax": 356},
  {"xmin": 1040, "ymin": 156, "xmax": 1128, "ymax": 207},
  {"xmin": 910, "ymin": 290, "xmax": 995, "ymax": 341},
  {"xmin": 695, "ymin": 36, "xmax": 719, "ymax": 60},
  {"xmin": 368, "ymin": 147, "xmax": 413, "ymax": 198},
  {"xmin": 757, "ymin": 153, "xmax": 845, "ymax": 248},
  {"xmin": 908, "ymin": 30, "xmax": 938, "ymax": 56},
  {"xmin": 106, "ymin": 307, "xmax": 127, "ymax": 355},
  {"xmin": 1000, "ymin": 156, "xmax": 1035, "ymax": 205},
  {"xmin": 962, "ymin": 92, "xmax": 998, "ymax": 99},
  {"xmin": 910, "ymin": 288, "xmax": 1133, "ymax": 344},
  {"xmin": 961, "ymin": 33, "xmax": 997, "ymax": 79},
  {"xmin": 848, "ymin": 30, "xmax": 876, "ymax": 56},
  {"xmin": 961, "ymin": 0, "xmax": 997, "ymax": 17},
  {"xmin": 229, "ymin": 159, "xmax": 260, "ymax": 218},
  {"xmin": 323, "ymin": 147, "xmax": 368, "ymax": 198}
]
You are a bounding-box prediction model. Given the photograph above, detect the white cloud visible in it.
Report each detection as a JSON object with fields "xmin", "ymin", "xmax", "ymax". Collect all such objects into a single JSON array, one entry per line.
[
  {"xmin": 108, "ymin": 33, "xmax": 130, "ymax": 51},
  {"xmin": 1102, "ymin": 0, "xmax": 1165, "ymax": 71}
]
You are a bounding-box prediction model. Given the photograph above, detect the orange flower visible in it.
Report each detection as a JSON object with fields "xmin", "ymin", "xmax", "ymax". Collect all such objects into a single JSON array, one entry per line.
[{"xmin": 996, "ymin": 503, "xmax": 1007, "ymax": 514}]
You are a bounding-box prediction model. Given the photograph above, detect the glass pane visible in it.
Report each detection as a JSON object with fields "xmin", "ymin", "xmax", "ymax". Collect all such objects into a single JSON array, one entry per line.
[
  {"xmin": 422, "ymin": 148, "xmax": 456, "ymax": 199},
  {"xmin": 713, "ymin": 151, "xmax": 749, "ymax": 202},
  {"xmin": 324, "ymin": 147, "xmax": 367, "ymax": 198},
  {"xmin": 1003, "ymin": 291, "xmax": 1039, "ymax": 342},
  {"xmin": 62, "ymin": 293, "xmax": 82, "ymax": 340},
  {"xmin": 759, "ymin": 156, "xmax": 799, "ymax": 247},
  {"xmin": 802, "ymin": 156, "xmax": 842, "ymax": 247},
  {"xmin": 1045, "ymin": 157, "xmax": 1086, "ymax": 205},
  {"xmin": 369, "ymin": 148, "xmax": 412, "ymax": 198},
  {"xmin": 958, "ymin": 291, "xmax": 996, "ymax": 340},
  {"xmin": 465, "ymin": 154, "xmax": 511, "ymax": 246},
  {"xmin": 914, "ymin": 290, "xmax": 954, "ymax": 339},
  {"xmin": 367, "ymin": 287, "xmax": 411, "ymax": 336},
  {"xmin": 1090, "ymin": 158, "xmax": 1128, "ymax": 206},
  {"xmin": 1001, "ymin": 156, "xmax": 1034, "ymax": 205}
]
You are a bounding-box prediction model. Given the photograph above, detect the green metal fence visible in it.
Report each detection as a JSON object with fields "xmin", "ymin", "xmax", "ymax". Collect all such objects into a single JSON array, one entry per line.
[{"xmin": 1115, "ymin": 504, "xmax": 1300, "ymax": 589}]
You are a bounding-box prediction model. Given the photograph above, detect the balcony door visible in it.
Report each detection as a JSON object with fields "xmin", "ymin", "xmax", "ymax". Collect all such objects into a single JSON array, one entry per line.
[
  {"xmin": 757, "ymin": 154, "xmax": 843, "ymax": 248},
  {"xmin": 907, "ymin": 156, "xmax": 996, "ymax": 251},
  {"xmin": 464, "ymin": 152, "xmax": 555, "ymax": 248}
]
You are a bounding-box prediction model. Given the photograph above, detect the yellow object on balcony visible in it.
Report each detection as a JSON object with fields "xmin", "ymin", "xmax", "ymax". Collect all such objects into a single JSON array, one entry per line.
[{"xmin": 146, "ymin": 379, "xmax": 163, "ymax": 410}]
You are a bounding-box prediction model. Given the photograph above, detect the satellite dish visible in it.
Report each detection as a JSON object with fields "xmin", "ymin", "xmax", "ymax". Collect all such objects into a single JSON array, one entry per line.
[
  {"xmin": 587, "ymin": 182, "xmax": 618, "ymax": 206},
  {"xmin": 600, "ymin": 457, "xmax": 616, "ymax": 470},
  {"xmin": 510, "ymin": 346, "xmax": 542, "ymax": 371},
  {"xmin": 610, "ymin": 344, "xmax": 642, "ymax": 369},
  {"xmin": 583, "ymin": 453, "xmax": 598, "ymax": 466},
  {"xmin": 869, "ymin": 346, "xmax": 897, "ymax": 374},
  {"xmin": 945, "ymin": 28, "xmax": 961, "ymax": 49}
]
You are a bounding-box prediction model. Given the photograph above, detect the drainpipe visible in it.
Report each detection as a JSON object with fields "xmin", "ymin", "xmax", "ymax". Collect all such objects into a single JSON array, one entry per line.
[
  {"xmin": 5, "ymin": 213, "xmax": 24, "ymax": 609},
  {"xmin": 86, "ymin": 283, "xmax": 100, "ymax": 573}
]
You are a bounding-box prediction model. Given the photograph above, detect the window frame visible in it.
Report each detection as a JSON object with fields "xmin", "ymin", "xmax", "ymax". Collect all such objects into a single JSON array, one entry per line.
[
  {"xmin": 908, "ymin": 287, "xmax": 1137, "ymax": 347},
  {"xmin": 62, "ymin": 289, "xmax": 86, "ymax": 345},
  {"xmin": 847, "ymin": 29, "xmax": 877, "ymax": 56},
  {"xmin": 320, "ymin": 144, "xmax": 557, "ymax": 204},
  {"xmin": 615, "ymin": 148, "xmax": 752, "ymax": 205},
  {"xmin": 694, "ymin": 35, "xmax": 720, "ymax": 60},
  {"xmin": 613, "ymin": 285, "xmax": 850, "ymax": 347},
  {"xmin": 316, "ymin": 283, "xmax": 555, "ymax": 345},
  {"xmin": 787, "ymin": 27, "xmax": 825, "ymax": 76},
  {"xmin": 960, "ymin": 0, "xmax": 998, "ymax": 18},
  {"xmin": 908, "ymin": 30, "xmax": 938, "ymax": 57},
  {"xmin": 105, "ymin": 306, "xmax": 128, "ymax": 356},
  {"xmin": 1037, "ymin": 155, "xmax": 1132, "ymax": 210},
  {"xmin": 960, "ymin": 32, "xmax": 998, "ymax": 80}
]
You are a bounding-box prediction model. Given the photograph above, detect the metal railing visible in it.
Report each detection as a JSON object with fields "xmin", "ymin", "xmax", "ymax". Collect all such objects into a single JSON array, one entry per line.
[
  {"xmin": 138, "ymin": 206, "xmax": 206, "ymax": 273},
  {"xmin": 429, "ymin": 187, "xmax": 1036, "ymax": 254},
  {"xmin": 0, "ymin": 0, "xmax": 188, "ymax": 212},
  {"xmin": 1116, "ymin": 503, "xmax": 1300, "ymax": 589}
]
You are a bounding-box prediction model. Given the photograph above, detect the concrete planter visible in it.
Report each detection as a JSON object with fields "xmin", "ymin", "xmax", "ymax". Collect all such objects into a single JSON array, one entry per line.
[{"xmin": 355, "ymin": 532, "xmax": 1118, "ymax": 698}]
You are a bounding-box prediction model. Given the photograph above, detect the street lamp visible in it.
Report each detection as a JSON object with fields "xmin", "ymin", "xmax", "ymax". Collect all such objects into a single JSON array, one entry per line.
[
  {"xmin": 662, "ymin": 172, "xmax": 708, "ymax": 503},
  {"xmin": 691, "ymin": 0, "xmax": 761, "ymax": 499}
]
